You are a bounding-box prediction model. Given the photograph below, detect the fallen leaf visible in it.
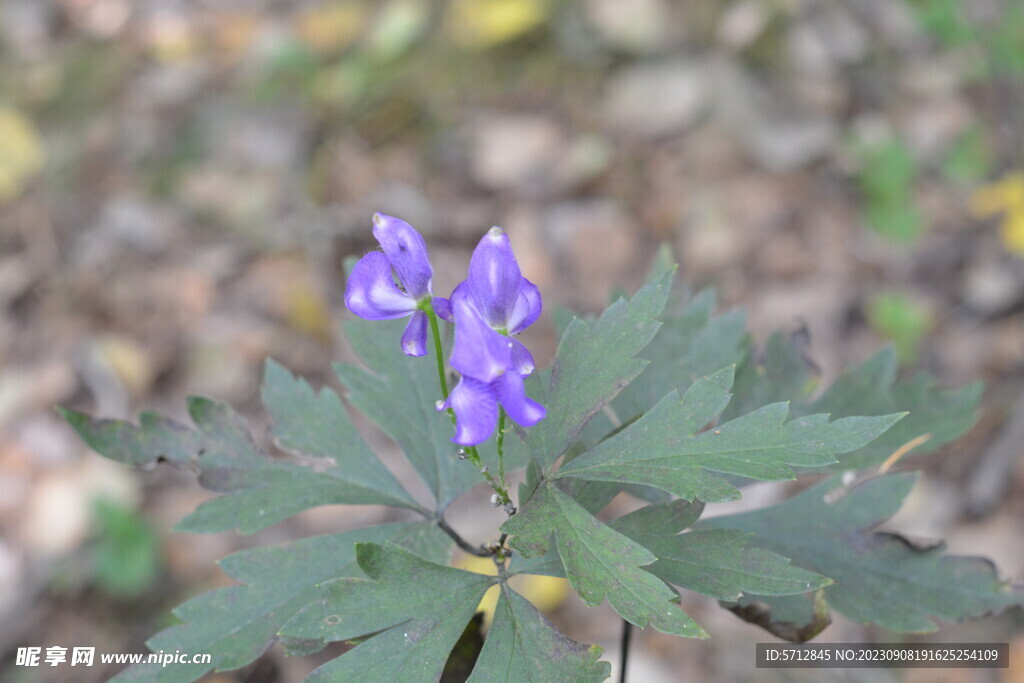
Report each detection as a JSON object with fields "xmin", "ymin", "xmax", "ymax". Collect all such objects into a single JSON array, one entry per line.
[
  {"xmin": 971, "ymin": 172, "xmax": 1024, "ymax": 256},
  {"xmin": 447, "ymin": 0, "xmax": 548, "ymax": 50},
  {"xmin": 0, "ymin": 108, "xmax": 44, "ymax": 202},
  {"xmin": 293, "ymin": 1, "xmax": 369, "ymax": 54}
]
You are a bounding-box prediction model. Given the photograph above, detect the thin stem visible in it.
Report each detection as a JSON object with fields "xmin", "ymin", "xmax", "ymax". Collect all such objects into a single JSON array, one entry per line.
[
  {"xmin": 619, "ymin": 620, "xmax": 632, "ymax": 683},
  {"xmin": 425, "ymin": 307, "xmax": 512, "ymax": 506},
  {"xmin": 497, "ymin": 408, "xmax": 507, "ymax": 491},
  {"xmin": 427, "ymin": 308, "xmax": 449, "ymax": 398},
  {"xmin": 437, "ymin": 517, "xmax": 490, "ymax": 558},
  {"xmin": 464, "ymin": 446, "xmax": 509, "ymax": 503}
]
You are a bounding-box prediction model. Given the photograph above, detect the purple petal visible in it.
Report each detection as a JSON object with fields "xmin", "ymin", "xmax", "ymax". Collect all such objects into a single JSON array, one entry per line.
[
  {"xmin": 401, "ymin": 310, "xmax": 428, "ymax": 357},
  {"xmin": 450, "ymin": 295, "xmax": 511, "ymax": 383},
  {"xmin": 509, "ymin": 338, "xmax": 536, "ymax": 376},
  {"xmin": 447, "ymin": 377, "xmax": 498, "ymax": 446},
  {"xmin": 506, "ymin": 277, "xmax": 542, "ymax": 334},
  {"xmin": 495, "ymin": 371, "xmax": 546, "ymax": 427},
  {"xmin": 372, "ymin": 213, "xmax": 433, "ymax": 301},
  {"xmin": 432, "ymin": 296, "xmax": 453, "ymax": 323},
  {"xmin": 345, "ymin": 252, "xmax": 417, "ymax": 320},
  {"xmin": 448, "ymin": 281, "xmax": 475, "ymax": 312},
  {"xmin": 468, "ymin": 227, "xmax": 523, "ymax": 329}
]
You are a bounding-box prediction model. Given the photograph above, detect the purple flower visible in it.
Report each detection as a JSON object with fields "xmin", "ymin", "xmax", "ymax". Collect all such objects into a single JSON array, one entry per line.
[
  {"xmin": 445, "ymin": 226, "xmax": 542, "ymax": 375},
  {"xmin": 345, "ymin": 213, "xmax": 444, "ymax": 357},
  {"xmin": 442, "ymin": 295, "xmax": 546, "ymax": 446}
]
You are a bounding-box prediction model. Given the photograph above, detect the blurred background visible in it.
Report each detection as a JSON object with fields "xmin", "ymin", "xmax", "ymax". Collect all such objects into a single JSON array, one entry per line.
[{"xmin": 1, "ymin": 0, "xmax": 1023, "ymax": 680}]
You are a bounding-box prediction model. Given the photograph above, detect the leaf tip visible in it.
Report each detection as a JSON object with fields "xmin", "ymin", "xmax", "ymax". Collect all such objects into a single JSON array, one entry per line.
[
  {"xmin": 54, "ymin": 404, "xmax": 83, "ymax": 428},
  {"xmin": 264, "ymin": 356, "xmax": 286, "ymax": 375},
  {"xmin": 185, "ymin": 394, "xmax": 216, "ymax": 421}
]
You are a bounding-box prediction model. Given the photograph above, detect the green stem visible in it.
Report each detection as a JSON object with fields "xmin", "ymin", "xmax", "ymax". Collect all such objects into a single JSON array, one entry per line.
[
  {"xmin": 425, "ymin": 305, "xmax": 511, "ymax": 506},
  {"xmin": 427, "ymin": 308, "xmax": 449, "ymax": 398},
  {"xmin": 497, "ymin": 408, "xmax": 507, "ymax": 493},
  {"xmin": 464, "ymin": 447, "xmax": 507, "ymax": 503}
]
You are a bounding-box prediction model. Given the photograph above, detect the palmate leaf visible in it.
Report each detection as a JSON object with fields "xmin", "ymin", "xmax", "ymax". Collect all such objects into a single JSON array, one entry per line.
[
  {"xmin": 725, "ymin": 331, "xmax": 817, "ymax": 420},
  {"xmin": 724, "ymin": 590, "xmax": 833, "ymax": 642},
  {"xmin": 557, "ymin": 366, "xmax": 905, "ymax": 502},
  {"xmin": 612, "ymin": 289, "xmax": 747, "ymax": 426},
  {"xmin": 702, "ymin": 473, "xmax": 1024, "ymax": 632},
  {"xmin": 506, "ymin": 489, "xmax": 696, "ymax": 580},
  {"xmin": 335, "ymin": 318, "xmax": 482, "ymax": 509},
  {"xmin": 261, "ymin": 359, "xmax": 417, "ymax": 509},
  {"xmin": 607, "ymin": 501, "xmax": 831, "ymax": 602},
  {"xmin": 59, "ymin": 388, "xmax": 421, "ymax": 534},
  {"xmin": 523, "ymin": 270, "xmax": 674, "ymax": 471},
  {"xmin": 502, "ymin": 482, "xmax": 707, "ymax": 638},
  {"xmin": 579, "ymin": 288, "xmax": 747, "ymax": 448},
  {"xmin": 725, "ymin": 338, "xmax": 981, "ymax": 471},
  {"xmin": 110, "ymin": 522, "xmax": 450, "ymax": 682},
  {"xmin": 593, "ymin": 282, "xmax": 978, "ymax": 475},
  {"xmin": 280, "ymin": 542, "xmax": 495, "ymax": 681},
  {"xmin": 644, "ymin": 529, "xmax": 830, "ymax": 602},
  {"xmin": 467, "ymin": 584, "xmax": 610, "ymax": 683},
  {"xmin": 807, "ymin": 347, "xmax": 982, "ymax": 470},
  {"xmin": 607, "ymin": 497, "xmax": 706, "ymax": 539},
  {"xmin": 282, "ymin": 543, "xmax": 610, "ymax": 682},
  {"xmin": 511, "ymin": 497, "xmax": 829, "ymax": 608}
]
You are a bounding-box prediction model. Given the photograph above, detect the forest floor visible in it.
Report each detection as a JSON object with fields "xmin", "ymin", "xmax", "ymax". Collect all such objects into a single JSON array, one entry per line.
[{"xmin": 1, "ymin": 1, "xmax": 1023, "ymax": 680}]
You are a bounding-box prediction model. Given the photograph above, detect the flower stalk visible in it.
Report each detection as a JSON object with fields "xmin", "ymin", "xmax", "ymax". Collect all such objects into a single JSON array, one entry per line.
[
  {"xmin": 497, "ymin": 407, "xmax": 508, "ymax": 498},
  {"xmin": 345, "ymin": 215, "xmax": 543, "ymax": 526},
  {"xmin": 426, "ymin": 306, "xmax": 512, "ymax": 507},
  {"xmin": 424, "ymin": 301, "xmax": 449, "ymax": 397}
]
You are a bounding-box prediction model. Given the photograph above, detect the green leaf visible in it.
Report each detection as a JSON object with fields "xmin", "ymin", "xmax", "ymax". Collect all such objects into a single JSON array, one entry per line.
[
  {"xmin": 865, "ymin": 291, "xmax": 932, "ymax": 364},
  {"xmin": 607, "ymin": 498, "xmax": 705, "ymax": 538},
  {"xmin": 524, "ymin": 269, "xmax": 674, "ymax": 471},
  {"xmin": 281, "ymin": 542, "xmax": 493, "ymax": 681},
  {"xmin": 913, "ymin": 0, "xmax": 975, "ymax": 47},
  {"xmin": 608, "ymin": 501, "xmax": 830, "ymax": 601},
  {"xmin": 467, "ymin": 584, "xmax": 610, "ymax": 682},
  {"xmin": 611, "ymin": 289, "xmax": 747, "ymax": 426},
  {"xmin": 866, "ymin": 197, "xmax": 922, "ymax": 244},
  {"xmin": 573, "ymin": 288, "xmax": 748, "ymax": 504},
  {"xmin": 858, "ymin": 139, "xmax": 922, "ymax": 244},
  {"xmin": 261, "ymin": 358, "xmax": 418, "ymax": 509},
  {"xmin": 57, "ymin": 405, "xmax": 203, "ymax": 469},
  {"xmin": 91, "ymin": 498, "xmax": 160, "ymax": 598},
  {"xmin": 557, "ymin": 366, "xmax": 904, "ymax": 502},
  {"xmin": 579, "ymin": 288, "xmax": 747, "ymax": 450},
  {"xmin": 111, "ymin": 522, "xmax": 449, "ymax": 682},
  {"xmin": 723, "ymin": 331, "xmax": 816, "ymax": 421},
  {"xmin": 643, "ymin": 529, "xmax": 830, "ymax": 601},
  {"xmin": 807, "ymin": 347, "xmax": 982, "ymax": 470},
  {"xmin": 551, "ymin": 461, "xmax": 630, "ymax": 521},
  {"xmin": 60, "ymin": 394, "xmax": 426, "ymax": 535},
  {"xmin": 942, "ymin": 125, "xmax": 991, "ymax": 184},
  {"xmin": 702, "ymin": 473, "xmax": 1023, "ymax": 632},
  {"xmin": 990, "ymin": 5, "xmax": 1024, "ymax": 75},
  {"xmin": 724, "ymin": 590, "xmax": 832, "ymax": 642},
  {"xmin": 502, "ymin": 483, "xmax": 706, "ymax": 638},
  {"xmin": 722, "ymin": 343, "xmax": 979, "ymax": 472},
  {"xmin": 335, "ymin": 318, "xmax": 480, "ymax": 509},
  {"xmin": 550, "ymin": 305, "xmax": 580, "ymax": 342}
]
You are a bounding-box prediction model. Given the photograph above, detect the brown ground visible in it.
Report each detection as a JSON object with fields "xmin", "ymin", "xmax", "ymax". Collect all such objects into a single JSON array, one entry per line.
[{"xmin": 1, "ymin": 1, "xmax": 1023, "ymax": 681}]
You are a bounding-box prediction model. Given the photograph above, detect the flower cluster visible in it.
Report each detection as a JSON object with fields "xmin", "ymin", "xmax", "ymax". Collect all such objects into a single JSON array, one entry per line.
[{"xmin": 345, "ymin": 214, "xmax": 545, "ymax": 446}]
